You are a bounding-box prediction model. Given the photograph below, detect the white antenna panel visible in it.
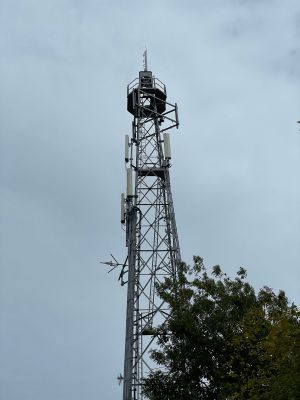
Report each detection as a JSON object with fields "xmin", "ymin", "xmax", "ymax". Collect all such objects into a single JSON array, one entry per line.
[
  {"xmin": 125, "ymin": 135, "xmax": 129, "ymax": 163},
  {"xmin": 126, "ymin": 168, "xmax": 133, "ymax": 197},
  {"xmin": 163, "ymin": 133, "xmax": 171, "ymax": 159}
]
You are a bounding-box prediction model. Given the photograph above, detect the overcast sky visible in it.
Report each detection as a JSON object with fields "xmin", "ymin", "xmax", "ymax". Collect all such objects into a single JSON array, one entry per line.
[{"xmin": 1, "ymin": 1, "xmax": 299, "ymax": 399}]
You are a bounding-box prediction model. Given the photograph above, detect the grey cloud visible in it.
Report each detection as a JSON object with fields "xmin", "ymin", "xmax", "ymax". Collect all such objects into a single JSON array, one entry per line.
[{"xmin": 1, "ymin": 1, "xmax": 299, "ymax": 399}]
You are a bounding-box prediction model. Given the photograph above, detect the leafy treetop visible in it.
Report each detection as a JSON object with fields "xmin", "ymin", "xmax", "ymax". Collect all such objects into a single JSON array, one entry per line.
[{"xmin": 142, "ymin": 257, "xmax": 300, "ymax": 400}]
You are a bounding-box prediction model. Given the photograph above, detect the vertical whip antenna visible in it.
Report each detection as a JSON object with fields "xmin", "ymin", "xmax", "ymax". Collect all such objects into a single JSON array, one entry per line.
[{"xmin": 143, "ymin": 48, "xmax": 148, "ymax": 71}]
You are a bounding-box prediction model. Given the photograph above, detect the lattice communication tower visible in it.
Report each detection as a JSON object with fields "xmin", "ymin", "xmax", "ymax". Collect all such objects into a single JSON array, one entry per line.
[{"xmin": 109, "ymin": 54, "xmax": 181, "ymax": 400}]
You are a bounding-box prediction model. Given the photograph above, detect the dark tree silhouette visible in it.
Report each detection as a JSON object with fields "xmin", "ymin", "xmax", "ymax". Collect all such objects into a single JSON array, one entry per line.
[{"xmin": 143, "ymin": 257, "xmax": 300, "ymax": 400}]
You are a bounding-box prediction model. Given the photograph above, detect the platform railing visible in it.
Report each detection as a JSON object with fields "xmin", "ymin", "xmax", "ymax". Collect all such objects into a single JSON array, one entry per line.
[{"xmin": 127, "ymin": 76, "xmax": 166, "ymax": 96}]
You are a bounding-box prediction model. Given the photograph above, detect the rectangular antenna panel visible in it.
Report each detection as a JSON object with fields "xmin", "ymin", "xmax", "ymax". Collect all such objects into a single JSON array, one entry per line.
[
  {"xmin": 120, "ymin": 193, "xmax": 125, "ymax": 224},
  {"xmin": 163, "ymin": 133, "xmax": 171, "ymax": 159},
  {"xmin": 126, "ymin": 168, "xmax": 133, "ymax": 197}
]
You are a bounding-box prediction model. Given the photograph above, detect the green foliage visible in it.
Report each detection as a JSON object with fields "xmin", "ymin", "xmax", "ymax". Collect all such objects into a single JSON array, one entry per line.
[{"xmin": 143, "ymin": 258, "xmax": 300, "ymax": 400}]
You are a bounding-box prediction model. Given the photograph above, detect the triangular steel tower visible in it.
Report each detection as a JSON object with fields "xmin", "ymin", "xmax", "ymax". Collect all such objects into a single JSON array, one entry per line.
[{"xmin": 119, "ymin": 56, "xmax": 181, "ymax": 400}]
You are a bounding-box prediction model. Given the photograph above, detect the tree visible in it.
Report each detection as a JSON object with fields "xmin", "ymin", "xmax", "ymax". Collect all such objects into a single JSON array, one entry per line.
[{"xmin": 142, "ymin": 257, "xmax": 300, "ymax": 400}]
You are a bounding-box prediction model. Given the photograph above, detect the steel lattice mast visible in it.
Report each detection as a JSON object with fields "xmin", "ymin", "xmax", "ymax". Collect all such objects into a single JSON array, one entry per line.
[{"xmin": 120, "ymin": 55, "xmax": 181, "ymax": 400}]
